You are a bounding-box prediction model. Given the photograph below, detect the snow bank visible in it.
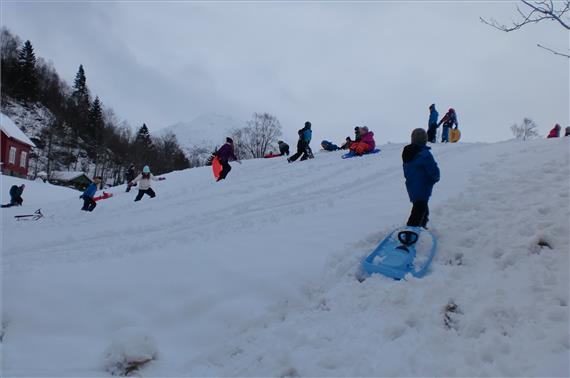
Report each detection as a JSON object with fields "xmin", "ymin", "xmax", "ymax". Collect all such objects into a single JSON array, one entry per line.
[
  {"xmin": 103, "ymin": 327, "xmax": 158, "ymax": 376},
  {"xmin": 1, "ymin": 174, "xmax": 78, "ymax": 208},
  {"xmin": 1, "ymin": 138, "xmax": 568, "ymax": 376}
]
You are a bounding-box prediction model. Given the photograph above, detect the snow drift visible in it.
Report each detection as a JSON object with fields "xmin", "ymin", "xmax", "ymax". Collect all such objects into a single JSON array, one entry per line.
[{"xmin": 1, "ymin": 138, "xmax": 568, "ymax": 377}]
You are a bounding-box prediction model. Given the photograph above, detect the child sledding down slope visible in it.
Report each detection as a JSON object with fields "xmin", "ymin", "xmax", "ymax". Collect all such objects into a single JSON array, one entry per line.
[
  {"xmin": 349, "ymin": 126, "xmax": 375, "ymax": 155},
  {"xmin": 213, "ymin": 137, "xmax": 240, "ymax": 181}
]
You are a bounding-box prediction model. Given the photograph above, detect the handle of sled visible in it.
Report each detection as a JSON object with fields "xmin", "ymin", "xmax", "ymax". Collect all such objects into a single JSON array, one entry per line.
[{"xmin": 397, "ymin": 230, "xmax": 418, "ymax": 246}]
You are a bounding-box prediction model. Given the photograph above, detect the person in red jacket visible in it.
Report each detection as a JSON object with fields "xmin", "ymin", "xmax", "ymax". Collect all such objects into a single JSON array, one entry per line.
[
  {"xmin": 438, "ymin": 108, "xmax": 458, "ymax": 143},
  {"xmin": 547, "ymin": 124, "xmax": 561, "ymax": 138}
]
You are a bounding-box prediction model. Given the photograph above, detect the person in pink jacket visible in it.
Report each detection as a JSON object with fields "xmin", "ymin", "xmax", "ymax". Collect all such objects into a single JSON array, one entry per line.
[
  {"xmin": 547, "ymin": 124, "xmax": 561, "ymax": 138},
  {"xmin": 349, "ymin": 126, "xmax": 375, "ymax": 155}
]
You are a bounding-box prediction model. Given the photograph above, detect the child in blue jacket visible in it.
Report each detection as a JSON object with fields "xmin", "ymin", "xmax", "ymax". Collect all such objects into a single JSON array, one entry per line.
[
  {"xmin": 80, "ymin": 177, "xmax": 101, "ymax": 212},
  {"xmin": 402, "ymin": 129, "xmax": 440, "ymax": 228},
  {"xmin": 288, "ymin": 122, "xmax": 313, "ymax": 162}
]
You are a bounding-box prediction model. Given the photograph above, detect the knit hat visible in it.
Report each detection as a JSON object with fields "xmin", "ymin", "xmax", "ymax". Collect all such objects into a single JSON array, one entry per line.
[
  {"xmin": 142, "ymin": 165, "xmax": 150, "ymax": 173},
  {"xmin": 411, "ymin": 128, "xmax": 428, "ymax": 145},
  {"xmin": 226, "ymin": 137, "xmax": 234, "ymax": 144}
]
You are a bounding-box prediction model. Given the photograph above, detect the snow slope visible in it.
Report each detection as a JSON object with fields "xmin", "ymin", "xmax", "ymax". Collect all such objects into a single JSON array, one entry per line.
[{"xmin": 1, "ymin": 138, "xmax": 568, "ymax": 377}]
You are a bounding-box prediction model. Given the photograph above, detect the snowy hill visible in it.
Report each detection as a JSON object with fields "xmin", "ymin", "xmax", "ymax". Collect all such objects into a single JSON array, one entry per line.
[
  {"xmin": 1, "ymin": 138, "xmax": 569, "ymax": 377},
  {"xmin": 157, "ymin": 113, "xmax": 246, "ymax": 153}
]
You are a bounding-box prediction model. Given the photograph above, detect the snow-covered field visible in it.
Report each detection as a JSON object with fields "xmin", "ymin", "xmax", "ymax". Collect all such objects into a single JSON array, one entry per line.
[{"xmin": 1, "ymin": 138, "xmax": 569, "ymax": 377}]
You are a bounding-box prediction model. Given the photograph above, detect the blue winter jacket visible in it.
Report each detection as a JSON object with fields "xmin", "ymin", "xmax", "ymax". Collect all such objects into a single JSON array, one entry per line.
[
  {"xmin": 82, "ymin": 183, "xmax": 97, "ymax": 199},
  {"xmin": 303, "ymin": 128, "xmax": 312, "ymax": 143},
  {"xmin": 428, "ymin": 108, "xmax": 439, "ymax": 126},
  {"xmin": 402, "ymin": 144, "xmax": 440, "ymax": 202}
]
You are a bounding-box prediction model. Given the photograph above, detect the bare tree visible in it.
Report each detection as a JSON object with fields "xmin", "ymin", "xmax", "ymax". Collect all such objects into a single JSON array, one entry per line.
[
  {"xmin": 238, "ymin": 113, "xmax": 283, "ymax": 159},
  {"xmin": 228, "ymin": 127, "xmax": 248, "ymax": 160},
  {"xmin": 186, "ymin": 144, "xmax": 213, "ymax": 168},
  {"xmin": 480, "ymin": 1, "xmax": 570, "ymax": 58},
  {"xmin": 511, "ymin": 118, "xmax": 540, "ymax": 140}
]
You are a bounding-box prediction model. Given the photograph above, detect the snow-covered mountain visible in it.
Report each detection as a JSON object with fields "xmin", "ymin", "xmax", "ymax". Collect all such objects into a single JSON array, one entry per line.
[
  {"xmin": 157, "ymin": 113, "xmax": 246, "ymax": 153},
  {"xmin": 2, "ymin": 138, "xmax": 569, "ymax": 377}
]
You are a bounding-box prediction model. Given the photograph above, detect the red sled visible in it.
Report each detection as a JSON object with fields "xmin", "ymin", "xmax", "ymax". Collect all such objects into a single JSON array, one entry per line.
[
  {"xmin": 94, "ymin": 192, "xmax": 113, "ymax": 201},
  {"xmin": 264, "ymin": 153, "xmax": 282, "ymax": 159},
  {"xmin": 212, "ymin": 156, "xmax": 223, "ymax": 180}
]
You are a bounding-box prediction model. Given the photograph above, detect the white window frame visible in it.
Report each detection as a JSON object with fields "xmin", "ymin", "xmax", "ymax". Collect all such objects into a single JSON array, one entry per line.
[
  {"xmin": 8, "ymin": 146, "xmax": 16, "ymax": 164},
  {"xmin": 20, "ymin": 150, "xmax": 27, "ymax": 168}
]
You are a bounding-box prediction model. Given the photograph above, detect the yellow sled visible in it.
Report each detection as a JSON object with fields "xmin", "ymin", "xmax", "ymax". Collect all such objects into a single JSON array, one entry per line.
[{"xmin": 450, "ymin": 128, "xmax": 461, "ymax": 143}]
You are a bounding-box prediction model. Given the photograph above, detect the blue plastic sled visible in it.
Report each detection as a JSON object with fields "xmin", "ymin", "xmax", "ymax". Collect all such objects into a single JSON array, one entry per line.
[
  {"xmin": 361, "ymin": 227, "xmax": 437, "ymax": 280},
  {"xmin": 342, "ymin": 148, "xmax": 381, "ymax": 159}
]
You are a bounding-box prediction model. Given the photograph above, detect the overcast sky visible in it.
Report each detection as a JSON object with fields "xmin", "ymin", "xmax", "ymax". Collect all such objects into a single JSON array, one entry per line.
[{"xmin": 2, "ymin": 1, "xmax": 568, "ymax": 144}]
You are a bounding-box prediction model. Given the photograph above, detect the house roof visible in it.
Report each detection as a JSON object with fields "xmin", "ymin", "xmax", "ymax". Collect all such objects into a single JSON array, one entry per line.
[
  {"xmin": 0, "ymin": 113, "xmax": 36, "ymax": 147},
  {"xmin": 50, "ymin": 171, "xmax": 92, "ymax": 182}
]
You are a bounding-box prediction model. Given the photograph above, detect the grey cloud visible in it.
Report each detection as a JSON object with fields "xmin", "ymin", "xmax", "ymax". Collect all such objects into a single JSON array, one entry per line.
[{"xmin": 3, "ymin": 1, "xmax": 568, "ymax": 145}]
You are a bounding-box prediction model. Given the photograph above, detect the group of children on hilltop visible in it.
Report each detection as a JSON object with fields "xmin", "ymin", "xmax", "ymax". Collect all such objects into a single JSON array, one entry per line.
[
  {"xmin": 4, "ymin": 108, "xmax": 566, "ymax": 229},
  {"xmin": 320, "ymin": 105, "xmax": 457, "ymax": 155},
  {"xmin": 427, "ymin": 105, "xmax": 459, "ymax": 143},
  {"xmin": 321, "ymin": 126, "xmax": 376, "ymax": 155}
]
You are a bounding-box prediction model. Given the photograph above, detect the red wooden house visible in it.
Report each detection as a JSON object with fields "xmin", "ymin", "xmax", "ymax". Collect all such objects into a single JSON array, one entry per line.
[{"xmin": 1, "ymin": 113, "xmax": 36, "ymax": 178}]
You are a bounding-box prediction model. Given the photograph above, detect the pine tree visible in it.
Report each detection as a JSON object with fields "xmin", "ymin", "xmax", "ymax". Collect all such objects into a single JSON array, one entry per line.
[
  {"xmin": 134, "ymin": 123, "xmax": 153, "ymax": 165},
  {"xmin": 17, "ymin": 40, "xmax": 38, "ymax": 102},
  {"xmin": 135, "ymin": 123, "xmax": 152, "ymax": 148},
  {"xmin": 69, "ymin": 64, "xmax": 91, "ymax": 138},
  {"xmin": 88, "ymin": 96, "xmax": 104, "ymax": 143},
  {"xmin": 72, "ymin": 64, "xmax": 90, "ymax": 111},
  {"xmin": 1, "ymin": 27, "xmax": 22, "ymax": 96}
]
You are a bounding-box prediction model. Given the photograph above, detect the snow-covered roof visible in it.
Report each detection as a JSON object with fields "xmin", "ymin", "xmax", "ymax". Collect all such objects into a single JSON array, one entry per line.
[
  {"xmin": 50, "ymin": 171, "xmax": 92, "ymax": 182},
  {"xmin": 0, "ymin": 112, "xmax": 36, "ymax": 147}
]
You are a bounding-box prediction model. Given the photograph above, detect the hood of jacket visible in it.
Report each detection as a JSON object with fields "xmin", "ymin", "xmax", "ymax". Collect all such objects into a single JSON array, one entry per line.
[{"xmin": 402, "ymin": 143, "xmax": 429, "ymax": 163}]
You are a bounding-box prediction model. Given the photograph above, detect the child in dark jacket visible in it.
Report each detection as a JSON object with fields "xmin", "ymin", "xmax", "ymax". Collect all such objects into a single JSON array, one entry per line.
[
  {"xmin": 1, "ymin": 184, "xmax": 25, "ymax": 208},
  {"xmin": 321, "ymin": 140, "xmax": 339, "ymax": 151},
  {"xmin": 278, "ymin": 140, "xmax": 290, "ymax": 156},
  {"xmin": 340, "ymin": 137, "xmax": 352, "ymax": 150},
  {"xmin": 213, "ymin": 137, "xmax": 239, "ymax": 181},
  {"xmin": 288, "ymin": 122, "xmax": 313, "ymax": 162},
  {"xmin": 125, "ymin": 164, "xmax": 136, "ymax": 192},
  {"xmin": 427, "ymin": 104, "xmax": 439, "ymax": 143},
  {"xmin": 402, "ymin": 128, "xmax": 440, "ymax": 228},
  {"xmin": 80, "ymin": 177, "xmax": 101, "ymax": 212}
]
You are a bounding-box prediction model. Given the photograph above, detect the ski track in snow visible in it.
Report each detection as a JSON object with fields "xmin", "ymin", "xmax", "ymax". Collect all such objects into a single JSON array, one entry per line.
[{"xmin": 1, "ymin": 139, "xmax": 569, "ymax": 377}]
